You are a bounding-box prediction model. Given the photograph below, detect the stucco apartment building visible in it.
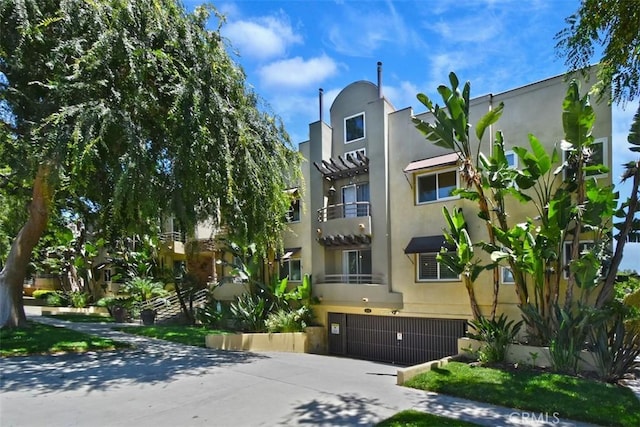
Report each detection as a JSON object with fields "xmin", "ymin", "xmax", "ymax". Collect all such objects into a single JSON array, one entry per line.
[{"xmin": 281, "ymin": 63, "xmax": 612, "ymax": 365}]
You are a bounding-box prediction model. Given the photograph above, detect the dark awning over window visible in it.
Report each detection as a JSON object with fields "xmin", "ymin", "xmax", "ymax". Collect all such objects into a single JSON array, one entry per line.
[
  {"xmin": 277, "ymin": 247, "xmax": 301, "ymax": 260},
  {"xmin": 404, "ymin": 236, "xmax": 453, "ymax": 254},
  {"xmin": 404, "ymin": 153, "xmax": 458, "ymax": 173}
]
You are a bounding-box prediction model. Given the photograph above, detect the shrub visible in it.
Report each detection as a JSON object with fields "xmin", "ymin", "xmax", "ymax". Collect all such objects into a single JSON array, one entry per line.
[
  {"xmin": 32, "ymin": 290, "xmax": 57, "ymax": 300},
  {"xmin": 45, "ymin": 291, "xmax": 69, "ymax": 307},
  {"xmin": 194, "ymin": 299, "xmax": 227, "ymax": 328},
  {"xmin": 69, "ymin": 291, "xmax": 90, "ymax": 308},
  {"xmin": 548, "ymin": 305, "xmax": 594, "ymax": 375},
  {"xmin": 121, "ymin": 276, "xmax": 167, "ymax": 302},
  {"xmin": 265, "ymin": 306, "xmax": 313, "ymax": 333},
  {"xmin": 589, "ymin": 286, "xmax": 640, "ymax": 382},
  {"xmin": 229, "ymin": 293, "xmax": 267, "ymax": 332},
  {"xmin": 467, "ymin": 314, "xmax": 523, "ymax": 364}
]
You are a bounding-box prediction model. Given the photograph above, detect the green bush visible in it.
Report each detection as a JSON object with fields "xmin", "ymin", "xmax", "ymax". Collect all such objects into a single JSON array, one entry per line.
[
  {"xmin": 467, "ymin": 314, "xmax": 523, "ymax": 364},
  {"xmin": 32, "ymin": 290, "xmax": 58, "ymax": 300},
  {"xmin": 69, "ymin": 291, "xmax": 90, "ymax": 308},
  {"xmin": 121, "ymin": 277, "xmax": 167, "ymax": 302},
  {"xmin": 230, "ymin": 293, "xmax": 267, "ymax": 332},
  {"xmin": 45, "ymin": 291, "xmax": 69, "ymax": 307},
  {"xmin": 265, "ymin": 306, "xmax": 313, "ymax": 333},
  {"xmin": 194, "ymin": 299, "xmax": 227, "ymax": 328}
]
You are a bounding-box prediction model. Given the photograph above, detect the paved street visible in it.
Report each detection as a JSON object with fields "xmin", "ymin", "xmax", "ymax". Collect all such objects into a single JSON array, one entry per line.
[{"xmin": 0, "ymin": 316, "xmax": 608, "ymax": 427}]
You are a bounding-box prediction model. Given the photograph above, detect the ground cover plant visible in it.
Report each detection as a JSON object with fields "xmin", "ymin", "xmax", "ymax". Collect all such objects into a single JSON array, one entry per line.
[
  {"xmin": 403, "ymin": 361, "xmax": 640, "ymax": 427},
  {"xmin": 377, "ymin": 410, "xmax": 480, "ymax": 427},
  {"xmin": 0, "ymin": 321, "xmax": 128, "ymax": 356},
  {"xmin": 43, "ymin": 313, "xmax": 114, "ymax": 323},
  {"xmin": 114, "ymin": 325, "xmax": 227, "ymax": 347}
]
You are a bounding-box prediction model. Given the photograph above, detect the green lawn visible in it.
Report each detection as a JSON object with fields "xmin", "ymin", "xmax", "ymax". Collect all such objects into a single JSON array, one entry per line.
[
  {"xmin": 43, "ymin": 313, "xmax": 115, "ymax": 323},
  {"xmin": 114, "ymin": 325, "xmax": 227, "ymax": 347},
  {"xmin": 0, "ymin": 321, "xmax": 129, "ymax": 357},
  {"xmin": 403, "ymin": 361, "xmax": 640, "ymax": 427},
  {"xmin": 377, "ymin": 410, "xmax": 480, "ymax": 426}
]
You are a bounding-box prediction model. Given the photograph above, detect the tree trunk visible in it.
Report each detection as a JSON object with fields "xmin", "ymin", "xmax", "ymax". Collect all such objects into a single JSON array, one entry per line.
[
  {"xmin": 463, "ymin": 275, "xmax": 482, "ymax": 320},
  {"xmin": 0, "ymin": 164, "xmax": 54, "ymax": 329},
  {"xmin": 597, "ymin": 162, "xmax": 640, "ymax": 307}
]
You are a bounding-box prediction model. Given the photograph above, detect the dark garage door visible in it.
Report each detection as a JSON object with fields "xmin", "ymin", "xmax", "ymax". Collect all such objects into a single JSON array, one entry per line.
[{"xmin": 328, "ymin": 313, "xmax": 467, "ymax": 366}]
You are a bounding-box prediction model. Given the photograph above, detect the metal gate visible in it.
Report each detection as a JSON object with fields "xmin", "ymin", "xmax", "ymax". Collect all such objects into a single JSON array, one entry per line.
[{"xmin": 328, "ymin": 313, "xmax": 467, "ymax": 366}]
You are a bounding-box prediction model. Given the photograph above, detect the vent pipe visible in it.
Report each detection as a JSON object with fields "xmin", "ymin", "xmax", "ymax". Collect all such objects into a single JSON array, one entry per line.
[
  {"xmin": 377, "ymin": 61, "xmax": 383, "ymax": 98},
  {"xmin": 319, "ymin": 88, "xmax": 324, "ymax": 122}
]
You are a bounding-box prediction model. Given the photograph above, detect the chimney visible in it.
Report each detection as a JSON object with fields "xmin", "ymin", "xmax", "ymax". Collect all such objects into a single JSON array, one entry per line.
[
  {"xmin": 319, "ymin": 88, "xmax": 324, "ymax": 122},
  {"xmin": 377, "ymin": 61, "xmax": 383, "ymax": 99}
]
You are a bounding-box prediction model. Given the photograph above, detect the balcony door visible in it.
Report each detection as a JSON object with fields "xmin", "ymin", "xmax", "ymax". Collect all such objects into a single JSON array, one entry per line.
[
  {"xmin": 342, "ymin": 249, "xmax": 372, "ymax": 283},
  {"xmin": 342, "ymin": 182, "xmax": 369, "ymax": 218}
]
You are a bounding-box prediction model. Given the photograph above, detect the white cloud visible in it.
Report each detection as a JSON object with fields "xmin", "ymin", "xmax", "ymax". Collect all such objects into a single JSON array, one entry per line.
[
  {"xmin": 382, "ymin": 81, "xmax": 421, "ymax": 110},
  {"xmin": 223, "ymin": 13, "xmax": 302, "ymax": 61},
  {"xmin": 258, "ymin": 55, "xmax": 338, "ymax": 89},
  {"xmin": 431, "ymin": 14, "xmax": 501, "ymax": 44},
  {"xmin": 325, "ymin": 1, "xmax": 425, "ymax": 57}
]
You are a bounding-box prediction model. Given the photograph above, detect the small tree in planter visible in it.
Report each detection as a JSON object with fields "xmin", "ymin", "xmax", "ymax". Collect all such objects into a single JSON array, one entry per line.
[{"xmin": 121, "ymin": 276, "xmax": 168, "ymax": 325}]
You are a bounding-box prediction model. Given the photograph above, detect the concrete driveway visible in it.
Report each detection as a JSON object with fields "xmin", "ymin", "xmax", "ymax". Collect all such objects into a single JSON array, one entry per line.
[{"xmin": 0, "ymin": 317, "xmax": 598, "ymax": 427}]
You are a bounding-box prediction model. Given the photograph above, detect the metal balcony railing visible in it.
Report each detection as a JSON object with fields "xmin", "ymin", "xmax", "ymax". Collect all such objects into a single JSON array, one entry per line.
[
  {"xmin": 159, "ymin": 231, "xmax": 184, "ymax": 243},
  {"xmin": 320, "ymin": 274, "xmax": 382, "ymax": 284},
  {"xmin": 317, "ymin": 202, "xmax": 371, "ymax": 222}
]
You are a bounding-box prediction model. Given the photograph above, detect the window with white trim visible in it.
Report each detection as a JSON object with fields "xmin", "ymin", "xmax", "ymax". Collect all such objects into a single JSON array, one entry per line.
[
  {"xmin": 286, "ymin": 198, "xmax": 300, "ymax": 223},
  {"xmin": 501, "ymin": 267, "xmax": 515, "ymax": 284},
  {"xmin": 416, "ymin": 169, "xmax": 458, "ymax": 204},
  {"xmin": 563, "ymin": 240, "xmax": 594, "ymax": 278},
  {"xmin": 280, "ymin": 259, "xmax": 302, "ymax": 281},
  {"xmin": 345, "ymin": 113, "xmax": 365, "ymax": 143},
  {"xmin": 563, "ymin": 137, "xmax": 608, "ymax": 178},
  {"xmin": 417, "ymin": 252, "xmax": 458, "ymax": 281}
]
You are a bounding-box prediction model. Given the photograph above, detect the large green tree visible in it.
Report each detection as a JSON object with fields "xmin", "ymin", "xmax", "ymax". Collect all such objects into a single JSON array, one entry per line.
[
  {"xmin": 556, "ymin": 0, "xmax": 640, "ymax": 104},
  {"xmin": 0, "ymin": 0, "xmax": 300, "ymax": 328}
]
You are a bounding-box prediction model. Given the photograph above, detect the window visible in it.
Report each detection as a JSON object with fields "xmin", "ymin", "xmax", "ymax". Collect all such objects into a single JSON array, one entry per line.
[
  {"xmin": 280, "ymin": 259, "xmax": 302, "ymax": 281},
  {"xmin": 343, "ymin": 249, "xmax": 372, "ymax": 283},
  {"xmin": 501, "ymin": 267, "xmax": 515, "ymax": 284},
  {"xmin": 287, "ymin": 198, "xmax": 300, "ymax": 222},
  {"xmin": 345, "ymin": 113, "xmax": 365, "ymax": 143},
  {"xmin": 416, "ymin": 169, "xmax": 458, "ymax": 204},
  {"xmin": 563, "ymin": 240, "xmax": 594, "ymax": 278},
  {"xmin": 342, "ymin": 182, "xmax": 370, "ymax": 217},
  {"xmin": 505, "ymin": 150, "xmax": 518, "ymax": 168},
  {"xmin": 563, "ymin": 137, "xmax": 608, "ymax": 178},
  {"xmin": 417, "ymin": 253, "xmax": 458, "ymax": 281}
]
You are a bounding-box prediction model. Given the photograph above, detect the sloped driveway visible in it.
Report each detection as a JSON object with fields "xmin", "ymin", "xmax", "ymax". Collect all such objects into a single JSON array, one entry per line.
[{"xmin": 0, "ymin": 316, "xmax": 598, "ymax": 427}]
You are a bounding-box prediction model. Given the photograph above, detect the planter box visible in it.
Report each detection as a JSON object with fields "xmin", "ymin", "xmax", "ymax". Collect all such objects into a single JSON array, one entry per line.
[
  {"xmin": 457, "ymin": 337, "xmax": 598, "ymax": 372},
  {"xmin": 206, "ymin": 326, "xmax": 326, "ymax": 354},
  {"xmin": 41, "ymin": 307, "xmax": 110, "ymax": 316}
]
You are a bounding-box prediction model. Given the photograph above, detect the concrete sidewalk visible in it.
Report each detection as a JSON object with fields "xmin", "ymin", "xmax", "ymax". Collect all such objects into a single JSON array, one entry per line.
[{"xmin": 0, "ymin": 315, "xmax": 606, "ymax": 427}]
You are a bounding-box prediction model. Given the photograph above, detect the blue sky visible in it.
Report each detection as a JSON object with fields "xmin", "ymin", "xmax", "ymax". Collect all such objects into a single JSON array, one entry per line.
[{"xmin": 186, "ymin": 0, "xmax": 640, "ymax": 270}]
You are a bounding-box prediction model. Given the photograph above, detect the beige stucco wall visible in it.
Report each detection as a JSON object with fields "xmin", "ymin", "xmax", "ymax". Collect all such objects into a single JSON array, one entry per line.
[
  {"xmin": 284, "ymin": 68, "xmax": 611, "ymax": 327},
  {"xmin": 387, "ymin": 71, "xmax": 612, "ymax": 321}
]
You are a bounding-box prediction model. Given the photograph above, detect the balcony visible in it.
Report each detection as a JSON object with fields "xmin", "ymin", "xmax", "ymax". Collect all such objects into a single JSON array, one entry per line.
[
  {"xmin": 317, "ymin": 202, "xmax": 371, "ymax": 242},
  {"xmin": 319, "ymin": 273, "xmax": 383, "ymax": 284},
  {"xmin": 317, "ymin": 202, "xmax": 370, "ymax": 222},
  {"xmin": 159, "ymin": 231, "xmax": 185, "ymax": 255},
  {"xmin": 159, "ymin": 231, "xmax": 184, "ymax": 243}
]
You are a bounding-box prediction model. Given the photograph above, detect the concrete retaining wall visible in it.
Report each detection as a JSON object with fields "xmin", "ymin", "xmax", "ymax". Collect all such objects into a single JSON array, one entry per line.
[{"xmin": 206, "ymin": 326, "xmax": 327, "ymax": 354}]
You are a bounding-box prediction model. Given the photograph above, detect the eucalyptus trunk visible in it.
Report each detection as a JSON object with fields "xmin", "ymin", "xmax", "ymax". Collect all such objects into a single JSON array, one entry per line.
[{"xmin": 0, "ymin": 164, "xmax": 54, "ymax": 328}]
